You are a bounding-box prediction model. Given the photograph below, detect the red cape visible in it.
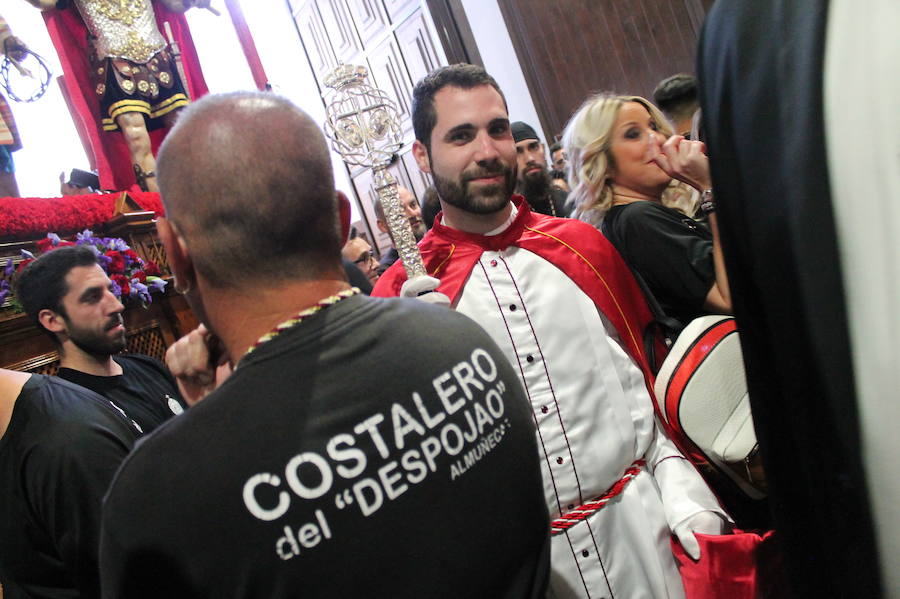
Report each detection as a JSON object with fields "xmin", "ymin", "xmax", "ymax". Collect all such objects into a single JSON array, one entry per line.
[
  {"xmin": 43, "ymin": 3, "xmax": 208, "ymax": 191},
  {"xmin": 373, "ymin": 197, "xmax": 667, "ymax": 406}
]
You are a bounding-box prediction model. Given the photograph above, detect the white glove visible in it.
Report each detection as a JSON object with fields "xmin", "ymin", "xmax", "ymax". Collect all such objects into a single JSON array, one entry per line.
[
  {"xmin": 672, "ymin": 510, "xmax": 729, "ymax": 560},
  {"xmin": 400, "ymin": 275, "xmax": 451, "ymax": 307}
]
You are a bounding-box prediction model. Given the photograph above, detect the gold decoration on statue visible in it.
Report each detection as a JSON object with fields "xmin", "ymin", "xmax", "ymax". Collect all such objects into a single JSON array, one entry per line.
[
  {"xmin": 96, "ymin": 0, "xmax": 148, "ymax": 27},
  {"xmin": 137, "ymin": 79, "xmax": 150, "ymax": 93},
  {"xmin": 96, "ymin": 83, "xmax": 106, "ymax": 95},
  {"xmin": 121, "ymin": 79, "xmax": 135, "ymax": 92},
  {"xmin": 159, "ymin": 71, "xmax": 171, "ymax": 85},
  {"xmin": 115, "ymin": 31, "xmax": 159, "ymax": 64},
  {"xmin": 149, "ymin": 82, "xmax": 158, "ymax": 95}
]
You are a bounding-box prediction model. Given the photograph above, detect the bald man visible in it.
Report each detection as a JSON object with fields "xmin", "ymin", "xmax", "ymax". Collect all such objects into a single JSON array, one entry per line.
[
  {"xmin": 372, "ymin": 185, "xmax": 426, "ymax": 273},
  {"xmin": 98, "ymin": 92, "xmax": 550, "ymax": 597}
]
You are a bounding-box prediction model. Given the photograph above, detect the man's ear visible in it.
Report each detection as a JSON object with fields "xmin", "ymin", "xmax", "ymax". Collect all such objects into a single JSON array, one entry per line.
[
  {"xmin": 337, "ymin": 191, "xmax": 351, "ymax": 243},
  {"xmin": 412, "ymin": 140, "xmax": 431, "ymax": 174},
  {"xmin": 156, "ymin": 217, "xmax": 194, "ymax": 291},
  {"xmin": 38, "ymin": 309, "xmax": 66, "ymax": 336}
]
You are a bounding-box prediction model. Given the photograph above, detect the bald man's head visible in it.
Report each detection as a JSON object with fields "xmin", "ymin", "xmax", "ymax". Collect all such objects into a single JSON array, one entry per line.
[{"xmin": 157, "ymin": 92, "xmax": 341, "ymax": 288}]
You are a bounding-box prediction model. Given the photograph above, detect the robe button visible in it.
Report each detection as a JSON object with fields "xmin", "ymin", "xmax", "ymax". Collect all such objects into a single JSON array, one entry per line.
[
  {"xmin": 490, "ymin": 259, "xmax": 498, "ymax": 267},
  {"xmin": 568, "ymin": 504, "xmax": 575, "ymax": 510},
  {"xmin": 541, "ymin": 405, "xmax": 548, "ymax": 414},
  {"xmin": 556, "ymin": 457, "xmax": 564, "ymax": 465},
  {"xmin": 509, "ymin": 304, "xmax": 517, "ymax": 312},
  {"xmin": 526, "ymin": 355, "xmax": 534, "ymax": 363},
  {"xmin": 581, "ymin": 549, "xmax": 590, "ymax": 558}
]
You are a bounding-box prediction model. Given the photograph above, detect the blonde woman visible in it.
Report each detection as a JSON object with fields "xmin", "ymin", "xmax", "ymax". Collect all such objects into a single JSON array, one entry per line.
[{"xmin": 563, "ymin": 94, "xmax": 731, "ymax": 324}]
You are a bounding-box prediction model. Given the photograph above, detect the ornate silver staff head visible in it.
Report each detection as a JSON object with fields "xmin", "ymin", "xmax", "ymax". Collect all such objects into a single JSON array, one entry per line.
[{"xmin": 322, "ymin": 64, "xmax": 426, "ymax": 279}]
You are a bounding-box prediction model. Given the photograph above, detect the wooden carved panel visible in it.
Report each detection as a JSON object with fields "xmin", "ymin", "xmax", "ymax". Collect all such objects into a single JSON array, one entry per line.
[
  {"xmin": 293, "ymin": 2, "xmax": 338, "ymax": 83},
  {"xmin": 394, "ymin": 8, "xmax": 445, "ymax": 86},
  {"xmin": 318, "ymin": 0, "xmax": 363, "ymax": 63},
  {"xmin": 367, "ymin": 36, "xmax": 415, "ymax": 140},
  {"xmin": 346, "ymin": 0, "xmax": 390, "ymax": 47},
  {"xmin": 383, "ymin": 0, "xmax": 418, "ymax": 24},
  {"xmin": 498, "ymin": 0, "xmax": 708, "ymax": 143}
]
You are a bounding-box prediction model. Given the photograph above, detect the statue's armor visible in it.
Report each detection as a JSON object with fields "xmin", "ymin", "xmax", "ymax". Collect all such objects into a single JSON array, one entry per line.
[{"xmin": 73, "ymin": 0, "xmax": 166, "ymax": 63}]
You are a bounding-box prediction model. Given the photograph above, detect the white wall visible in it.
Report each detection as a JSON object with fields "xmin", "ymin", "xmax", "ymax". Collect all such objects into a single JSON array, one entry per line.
[
  {"xmin": 458, "ymin": 0, "xmax": 545, "ymax": 143},
  {"xmin": 204, "ymin": 0, "xmax": 359, "ymax": 223},
  {"xmin": 2, "ymin": 2, "xmax": 90, "ymax": 198}
]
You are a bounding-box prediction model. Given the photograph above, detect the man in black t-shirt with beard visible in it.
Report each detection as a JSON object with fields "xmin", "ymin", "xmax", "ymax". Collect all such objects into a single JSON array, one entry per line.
[
  {"xmin": 15, "ymin": 246, "xmax": 187, "ymax": 434},
  {"xmin": 512, "ymin": 121, "xmax": 570, "ymax": 217},
  {"xmin": 99, "ymin": 92, "xmax": 550, "ymax": 598}
]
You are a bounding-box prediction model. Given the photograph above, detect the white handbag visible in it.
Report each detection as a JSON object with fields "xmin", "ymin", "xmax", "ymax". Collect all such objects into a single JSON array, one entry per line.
[{"xmin": 654, "ymin": 315, "xmax": 765, "ymax": 499}]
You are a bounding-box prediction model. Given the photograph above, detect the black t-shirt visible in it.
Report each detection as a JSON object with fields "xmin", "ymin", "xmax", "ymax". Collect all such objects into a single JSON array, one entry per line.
[
  {"xmin": 526, "ymin": 187, "xmax": 571, "ymax": 218},
  {"xmin": 603, "ymin": 201, "xmax": 714, "ymax": 324},
  {"xmin": 101, "ymin": 294, "xmax": 550, "ymax": 598},
  {"xmin": 57, "ymin": 354, "xmax": 186, "ymax": 435},
  {"xmin": 0, "ymin": 375, "xmax": 139, "ymax": 599}
]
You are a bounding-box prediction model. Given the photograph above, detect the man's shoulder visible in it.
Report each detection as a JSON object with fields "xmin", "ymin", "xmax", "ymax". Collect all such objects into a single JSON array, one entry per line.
[
  {"xmin": 8, "ymin": 376, "xmax": 136, "ymax": 451},
  {"xmin": 524, "ymin": 210, "xmax": 607, "ymax": 244}
]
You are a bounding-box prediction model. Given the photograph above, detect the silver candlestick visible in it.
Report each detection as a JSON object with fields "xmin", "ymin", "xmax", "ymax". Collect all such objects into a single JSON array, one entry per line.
[{"xmin": 322, "ymin": 64, "xmax": 426, "ymax": 280}]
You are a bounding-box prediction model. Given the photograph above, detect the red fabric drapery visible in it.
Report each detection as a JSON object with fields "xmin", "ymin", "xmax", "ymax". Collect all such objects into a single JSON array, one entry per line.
[{"xmin": 224, "ymin": 0, "xmax": 268, "ymax": 91}]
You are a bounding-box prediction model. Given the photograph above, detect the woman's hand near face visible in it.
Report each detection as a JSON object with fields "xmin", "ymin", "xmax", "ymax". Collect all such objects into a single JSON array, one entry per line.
[{"xmin": 650, "ymin": 134, "xmax": 713, "ymax": 192}]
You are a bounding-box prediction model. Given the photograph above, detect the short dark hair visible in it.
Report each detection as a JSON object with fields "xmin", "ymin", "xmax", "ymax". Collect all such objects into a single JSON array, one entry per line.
[
  {"xmin": 652, "ymin": 73, "xmax": 699, "ymax": 123},
  {"xmin": 158, "ymin": 92, "xmax": 342, "ymax": 287},
  {"xmin": 411, "ymin": 63, "xmax": 507, "ymax": 151},
  {"xmin": 15, "ymin": 245, "xmax": 98, "ymax": 341},
  {"xmin": 421, "ymin": 186, "xmax": 441, "ymax": 230},
  {"xmin": 549, "ymin": 141, "xmax": 562, "ymax": 155}
]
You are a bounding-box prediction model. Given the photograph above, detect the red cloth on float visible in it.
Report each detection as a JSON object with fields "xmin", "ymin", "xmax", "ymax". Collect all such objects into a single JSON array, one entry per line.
[
  {"xmin": 43, "ymin": 4, "xmax": 208, "ymax": 191},
  {"xmin": 0, "ymin": 192, "xmax": 164, "ymax": 240}
]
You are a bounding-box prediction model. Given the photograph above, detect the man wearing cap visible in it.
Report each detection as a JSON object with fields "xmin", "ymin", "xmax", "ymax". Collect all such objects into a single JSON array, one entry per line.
[{"xmin": 512, "ymin": 121, "xmax": 570, "ymax": 217}]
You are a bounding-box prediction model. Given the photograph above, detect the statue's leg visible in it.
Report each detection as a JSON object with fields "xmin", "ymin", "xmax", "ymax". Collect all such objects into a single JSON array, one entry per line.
[{"xmin": 116, "ymin": 111, "xmax": 158, "ymax": 192}]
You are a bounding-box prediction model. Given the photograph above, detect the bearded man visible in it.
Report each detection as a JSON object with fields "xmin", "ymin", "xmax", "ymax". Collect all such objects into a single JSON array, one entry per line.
[
  {"xmin": 374, "ymin": 64, "xmax": 731, "ymax": 599},
  {"xmin": 16, "ymin": 245, "xmax": 186, "ymax": 434},
  {"xmin": 512, "ymin": 121, "xmax": 570, "ymax": 217}
]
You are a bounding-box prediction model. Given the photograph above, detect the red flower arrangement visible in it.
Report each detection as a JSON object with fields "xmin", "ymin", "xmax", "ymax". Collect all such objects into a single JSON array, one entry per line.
[{"xmin": 0, "ymin": 193, "xmax": 165, "ymax": 241}]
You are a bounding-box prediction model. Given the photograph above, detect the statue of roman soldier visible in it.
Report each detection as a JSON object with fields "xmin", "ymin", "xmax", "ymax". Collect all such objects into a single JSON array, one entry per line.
[{"xmin": 30, "ymin": 0, "xmax": 210, "ymax": 192}]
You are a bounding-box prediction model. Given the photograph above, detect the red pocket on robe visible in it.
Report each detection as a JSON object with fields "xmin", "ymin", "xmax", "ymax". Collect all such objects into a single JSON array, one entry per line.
[{"xmin": 671, "ymin": 530, "xmax": 788, "ymax": 599}]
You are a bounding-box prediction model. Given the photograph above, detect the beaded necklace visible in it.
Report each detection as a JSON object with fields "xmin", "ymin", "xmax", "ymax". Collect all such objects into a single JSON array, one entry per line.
[{"xmin": 243, "ymin": 287, "xmax": 360, "ymax": 358}]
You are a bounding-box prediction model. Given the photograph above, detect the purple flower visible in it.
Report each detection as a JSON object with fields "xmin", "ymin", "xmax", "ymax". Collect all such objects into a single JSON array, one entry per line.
[
  {"xmin": 109, "ymin": 278, "xmax": 122, "ymax": 298},
  {"xmin": 130, "ymin": 280, "xmax": 151, "ymax": 305},
  {"xmin": 4, "ymin": 258, "xmax": 13, "ymax": 277},
  {"xmin": 76, "ymin": 229, "xmax": 97, "ymax": 244},
  {"xmin": 108, "ymin": 238, "xmax": 129, "ymax": 252},
  {"xmin": 20, "ymin": 249, "xmax": 35, "ymax": 259},
  {"xmin": 147, "ymin": 277, "xmax": 167, "ymax": 293},
  {"xmin": 0, "ymin": 288, "xmax": 8, "ymax": 305},
  {"xmin": 47, "ymin": 233, "xmax": 61, "ymax": 246}
]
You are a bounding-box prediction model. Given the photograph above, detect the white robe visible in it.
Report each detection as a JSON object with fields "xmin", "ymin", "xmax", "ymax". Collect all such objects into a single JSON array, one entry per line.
[{"xmin": 455, "ymin": 241, "xmax": 727, "ymax": 599}]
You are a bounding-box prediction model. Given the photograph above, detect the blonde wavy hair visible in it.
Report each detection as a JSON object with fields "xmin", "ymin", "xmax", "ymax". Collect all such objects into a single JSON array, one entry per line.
[{"xmin": 562, "ymin": 93, "xmax": 697, "ymax": 226}]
